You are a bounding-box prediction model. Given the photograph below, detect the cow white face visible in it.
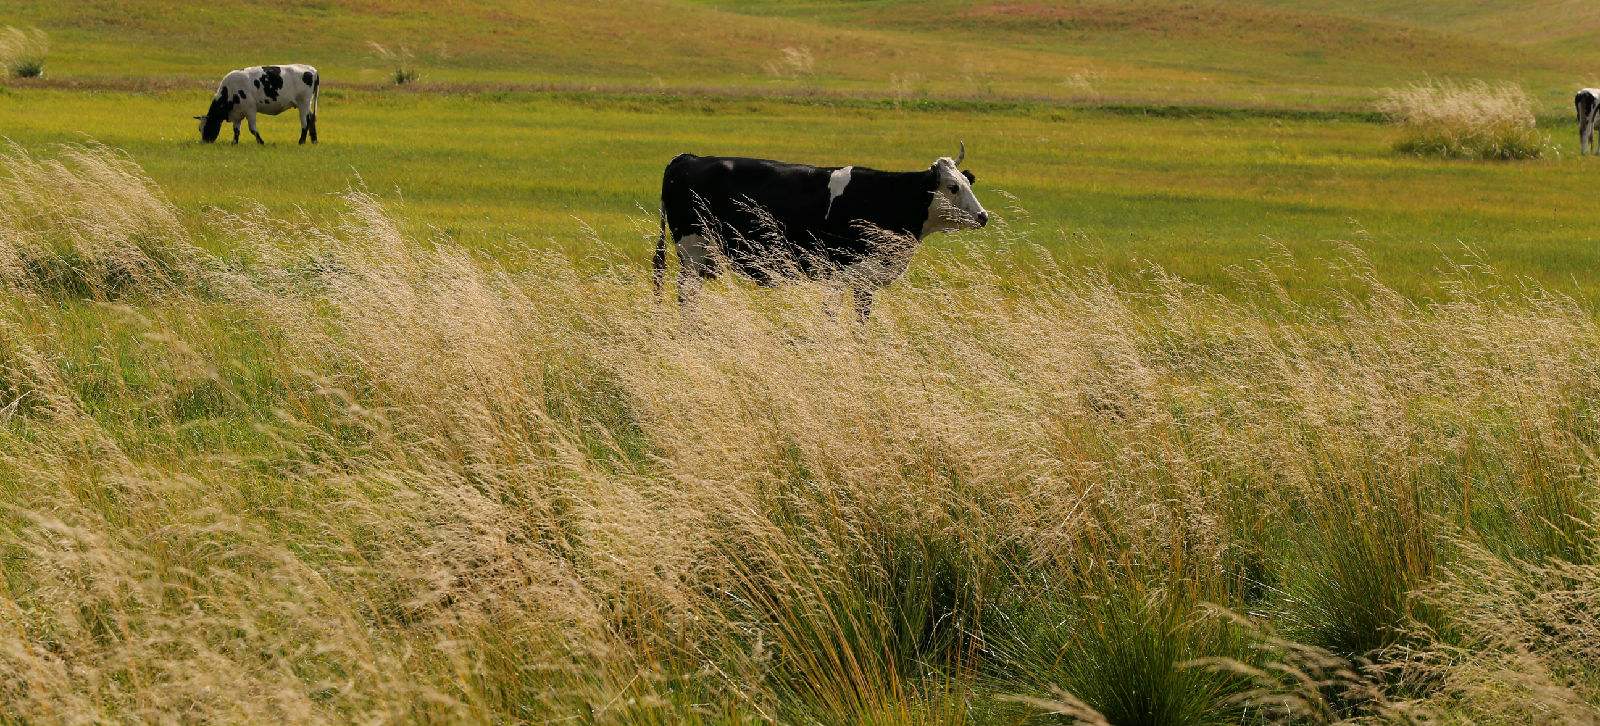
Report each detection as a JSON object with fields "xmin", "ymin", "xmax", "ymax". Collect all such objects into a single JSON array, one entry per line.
[{"xmin": 924, "ymin": 156, "xmax": 989, "ymax": 236}]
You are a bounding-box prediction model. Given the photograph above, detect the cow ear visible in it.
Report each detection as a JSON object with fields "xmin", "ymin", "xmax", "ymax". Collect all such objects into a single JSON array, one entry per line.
[{"xmin": 962, "ymin": 170, "xmax": 976, "ymax": 184}]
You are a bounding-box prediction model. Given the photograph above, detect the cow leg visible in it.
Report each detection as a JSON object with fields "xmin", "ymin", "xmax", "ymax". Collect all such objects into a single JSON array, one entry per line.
[
  {"xmin": 246, "ymin": 111, "xmax": 264, "ymax": 145},
  {"xmin": 674, "ymin": 233, "xmax": 714, "ymax": 309},
  {"xmin": 231, "ymin": 119, "xmax": 241, "ymax": 144},
  {"xmin": 309, "ymin": 113, "xmax": 318, "ymax": 144},
  {"xmin": 1581, "ymin": 111, "xmax": 1590, "ymax": 155},
  {"xmin": 298, "ymin": 106, "xmax": 309, "ymax": 145}
]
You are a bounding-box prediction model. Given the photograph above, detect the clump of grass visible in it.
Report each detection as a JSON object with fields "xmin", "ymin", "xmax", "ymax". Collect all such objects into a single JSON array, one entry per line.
[
  {"xmin": 2, "ymin": 143, "xmax": 1600, "ymax": 722},
  {"xmin": 1060, "ymin": 69, "xmax": 1104, "ymax": 100},
  {"xmin": 1379, "ymin": 79, "xmax": 1546, "ymax": 159},
  {"xmin": 1396, "ymin": 541, "xmax": 1600, "ymax": 722},
  {"xmin": 0, "ymin": 26, "xmax": 48, "ymax": 78},
  {"xmin": 993, "ymin": 584, "xmax": 1255, "ymax": 725},
  {"xmin": 1271, "ymin": 465, "xmax": 1438, "ymax": 659},
  {"xmin": 889, "ymin": 73, "xmax": 925, "ymax": 109},
  {"xmin": 763, "ymin": 46, "xmax": 815, "ymax": 80},
  {"xmin": 367, "ymin": 41, "xmax": 419, "ymax": 85}
]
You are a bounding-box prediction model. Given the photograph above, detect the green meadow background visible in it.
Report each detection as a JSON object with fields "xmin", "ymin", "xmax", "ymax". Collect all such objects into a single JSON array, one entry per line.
[{"xmin": 4, "ymin": 0, "xmax": 1600, "ymax": 300}]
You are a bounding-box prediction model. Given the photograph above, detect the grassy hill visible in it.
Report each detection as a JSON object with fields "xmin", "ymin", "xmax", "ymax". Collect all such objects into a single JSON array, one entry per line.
[{"xmin": 4, "ymin": 0, "xmax": 1600, "ymax": 110}]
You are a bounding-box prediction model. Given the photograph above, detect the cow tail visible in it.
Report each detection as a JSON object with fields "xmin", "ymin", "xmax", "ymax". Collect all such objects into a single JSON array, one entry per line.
[
  {"xmin": 653, "ymin": 209, "xmax": 668, "ymax": 299},
  {"xmin": 1580, "ymin": 92, "xmax": 1593, "ymax": 155}
]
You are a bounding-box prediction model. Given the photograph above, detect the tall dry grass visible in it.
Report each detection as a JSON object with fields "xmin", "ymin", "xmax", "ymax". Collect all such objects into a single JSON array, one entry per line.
[
  {"xmin": 0, "ymin": 143, "xmax": 1597, "ymax": 723},
  {"xmin": 1379, "ymin": 79, "xmax": 1547, "ymax": 159},
  {"xmin": 0, "ymin": 26, "xmax": 48, "ymax": 78}
]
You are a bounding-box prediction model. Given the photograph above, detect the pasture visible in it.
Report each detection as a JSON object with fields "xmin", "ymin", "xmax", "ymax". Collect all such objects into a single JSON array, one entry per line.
[
  {"xmin": 3, "ymin": 89, "xmax": 1600, "ymax": 301},
  {"xmin": 3, "ymin": 1, "xmax": 1600, "ymax": 724}
]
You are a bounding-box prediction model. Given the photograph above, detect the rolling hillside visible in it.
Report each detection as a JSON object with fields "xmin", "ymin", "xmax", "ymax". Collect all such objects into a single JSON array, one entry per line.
[{"xmin": 3, "ymin": 0, "xmax": 1599, "ymax": 110}]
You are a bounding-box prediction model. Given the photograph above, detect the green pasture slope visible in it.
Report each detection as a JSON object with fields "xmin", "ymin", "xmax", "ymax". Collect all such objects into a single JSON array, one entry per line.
[{"xmin": 5, "ymin": 1, "xmax": 1600, "ymax": 300}]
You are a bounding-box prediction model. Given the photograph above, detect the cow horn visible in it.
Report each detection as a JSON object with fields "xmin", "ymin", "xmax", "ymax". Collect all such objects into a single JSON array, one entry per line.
[
  {"xmin": 954, "ymin": 140, "xmax": 965, "ymax": 166},
  {"xmin": 193, "ymin": 115, "xmax": 205, "ymax": 120}
]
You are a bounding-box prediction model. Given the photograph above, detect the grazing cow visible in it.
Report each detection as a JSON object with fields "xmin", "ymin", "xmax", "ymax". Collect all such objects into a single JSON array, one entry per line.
[
  {"xmin": 654, "ymin": 144, "xmax": 989, "ymax": 318},
  {"xmin": 195, "ymin": 65, "xmax": 320, "ymax": 144},
  {"xmin": 1578, "ymin": 89, "xmax": 1600, "ymax": 155}
]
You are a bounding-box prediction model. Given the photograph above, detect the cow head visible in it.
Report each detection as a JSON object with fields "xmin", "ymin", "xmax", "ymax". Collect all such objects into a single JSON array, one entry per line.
[
  {"xmin": 195, "ymin": 92, "xmax": 233, "ymax": 143},
  {"xmin": 925, "ymin": 142, "xmax": 989, "ymax": 235}
]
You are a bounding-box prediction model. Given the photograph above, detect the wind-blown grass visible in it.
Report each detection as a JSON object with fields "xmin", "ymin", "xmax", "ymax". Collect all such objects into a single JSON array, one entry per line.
[
  {"xmin": 1, "ymin": 143, "xmax": 1598, "ymax": 723},
  {"xmin": 1379, "ymin": 79, "xmax": 1547, "ymax": 159}
]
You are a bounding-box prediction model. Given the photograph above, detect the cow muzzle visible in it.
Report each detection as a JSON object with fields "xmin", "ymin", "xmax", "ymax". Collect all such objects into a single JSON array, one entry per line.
[{"xmin": 976, "ymin": 211, "xmax": 989, "ymax": 227}]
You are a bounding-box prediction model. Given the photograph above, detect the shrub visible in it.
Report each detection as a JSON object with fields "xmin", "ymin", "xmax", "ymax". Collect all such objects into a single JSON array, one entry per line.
[
  {"xmin": 1379, "ymin": 80, "xmax": 1546, "ymax": 160},
  {"xmin": 0, "ymin": 26, "xmax": 48, "ymax": 78},
  {"xmin": 367, "ymin": 41, "xmax": 419, "ymax": 85}
]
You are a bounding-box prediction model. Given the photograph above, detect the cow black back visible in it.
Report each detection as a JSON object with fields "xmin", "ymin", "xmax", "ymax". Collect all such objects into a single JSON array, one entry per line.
[{"xmin": 660, "ymin": 154, "xmax": 937, "ymax": 283}]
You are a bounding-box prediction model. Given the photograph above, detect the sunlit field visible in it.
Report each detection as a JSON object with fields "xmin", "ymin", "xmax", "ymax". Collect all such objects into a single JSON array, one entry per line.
[
  {"xmin": 4, "ymin": 90, "xmax": 1600, "ymax": 301},
  {"xmin": 4, "ymin": 1, "xmax": 1600, "ymax": 723}
]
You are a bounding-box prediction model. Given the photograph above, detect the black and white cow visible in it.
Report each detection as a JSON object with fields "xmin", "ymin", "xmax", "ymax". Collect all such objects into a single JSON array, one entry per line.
[
  {"xmin": 654, "ymin": 144, "xmax": 989, "ymax": 318},
  {"xmin": 1578, "ymin": 88, "xmax": 1600, "ymax": 155},
  {"xmin": 195, "ymin": 64, "xmax": 320, "ymax": 144}
]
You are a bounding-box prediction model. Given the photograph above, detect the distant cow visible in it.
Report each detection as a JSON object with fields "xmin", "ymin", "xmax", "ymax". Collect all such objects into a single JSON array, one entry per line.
[
  {"xmin": 195, "ymin": 65, "xmax": 320, "ymax": 144},
  {"xmin": 1578, "ymin": 88, "xmax": 1600, "ymax": 155},
  {"xmin": 654, "ymin": 144, "xmax": 990, "ymax": 318}
]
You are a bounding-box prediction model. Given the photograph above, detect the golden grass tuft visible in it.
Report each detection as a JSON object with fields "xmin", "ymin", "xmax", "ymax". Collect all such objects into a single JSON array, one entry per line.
[
  {"xmin": 1379, "ymin": 79, "xmax": 1547, "ymax": 159},
  {"xmin": 763, "ymin": 46, "xmax": 816, "ymax": 80},
  {"xmin": 0, "ymin": 26, "xmax": 47, "ymax": 78},
  {"xmin": 368, "ymin": 41, "xmax": 420, "ymax": 85},
  {"xmin": 0, "ymin": 143, "xmax": 1597, "ymax": 722}
]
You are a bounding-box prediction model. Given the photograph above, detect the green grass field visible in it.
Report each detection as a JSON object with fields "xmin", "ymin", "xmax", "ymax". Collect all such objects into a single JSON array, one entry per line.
[
  {"xmin": 2, "ymin": 88, "xmax": 1599, "ymax": 301},
  {"xmin": 4, "ymin": 2, "xmax": 1600, "ymax": 724}
]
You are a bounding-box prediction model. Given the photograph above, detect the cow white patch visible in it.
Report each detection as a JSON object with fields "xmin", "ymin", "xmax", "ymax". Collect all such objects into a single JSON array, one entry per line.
[
  {"xmin": 825, "ymin": 166, "xmax": 853, "ymax": 219},
  {"xmin": 922, "ymin": 157, "xmax": 988, "ymax": 237}
]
